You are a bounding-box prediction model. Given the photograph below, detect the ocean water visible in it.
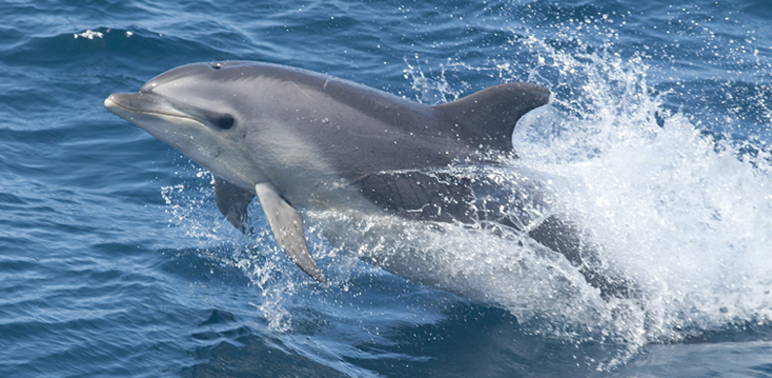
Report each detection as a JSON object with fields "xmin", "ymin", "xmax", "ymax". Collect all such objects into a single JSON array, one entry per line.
[{"xmin": 2, "ymin": 0, "xmax": 772, "ymax": 376}]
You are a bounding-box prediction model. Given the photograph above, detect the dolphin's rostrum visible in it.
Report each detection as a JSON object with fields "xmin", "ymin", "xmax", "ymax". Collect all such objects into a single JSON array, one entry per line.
[{"xmin": 105, "ymin": 61, "xmax": 630, "ymax": 299}]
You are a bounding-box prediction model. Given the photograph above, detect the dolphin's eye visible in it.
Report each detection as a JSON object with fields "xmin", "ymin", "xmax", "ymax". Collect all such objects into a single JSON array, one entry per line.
[
  {"xmin": 215, "ymin": 114, "xmax": 235, "ymax": 130},
  {"xmin": 209, "ymin": 62, "xmax": 225, "ymax": 70}
]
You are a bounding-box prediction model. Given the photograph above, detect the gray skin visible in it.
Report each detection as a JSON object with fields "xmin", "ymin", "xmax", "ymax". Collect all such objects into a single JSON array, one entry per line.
[{"xmin": 105, "ymin": 61, "xmax": 631, "ymax": 300}]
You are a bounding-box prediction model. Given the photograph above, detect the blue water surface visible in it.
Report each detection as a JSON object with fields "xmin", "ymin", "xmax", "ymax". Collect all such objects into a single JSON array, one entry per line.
[{"xmin": 2, "ymin": 0, "xmax": 772, "ymax": 377}]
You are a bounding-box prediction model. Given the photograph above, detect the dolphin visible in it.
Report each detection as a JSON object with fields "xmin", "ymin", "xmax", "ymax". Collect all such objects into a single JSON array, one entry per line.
[{"xmin": 105, "ymin": 61, "xmax": 631, "ymax": 299}]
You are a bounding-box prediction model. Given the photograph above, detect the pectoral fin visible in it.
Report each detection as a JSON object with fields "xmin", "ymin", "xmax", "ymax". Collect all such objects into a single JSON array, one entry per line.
[
  {"xmin": 215, "ymin": 176, "xmax": 256, "ymax": 233},
  {"xmin": 254, "ymin": 182, "xmax": 326, "ymax": 282}
]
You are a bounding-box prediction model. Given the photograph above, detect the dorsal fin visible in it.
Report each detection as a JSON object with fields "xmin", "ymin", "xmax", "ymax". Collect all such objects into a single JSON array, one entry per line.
[{"xmin": 433, "ymin": 83, "xmax": 550, "ymax": 151}]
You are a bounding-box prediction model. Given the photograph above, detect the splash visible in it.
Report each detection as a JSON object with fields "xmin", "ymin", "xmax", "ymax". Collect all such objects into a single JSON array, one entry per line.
[
  {"xmin": 380, "ymin": 23, "xmax": 772, "ymax": 368},
  {"xmin": 160, "ymin": 167, "xmax": 307, "ymax": 332},
  {"xmin": 497, "ymin": 30, "xmax": 772, "ymax": 368},
  {"xmin": 516, "ymin": 32, "xmax": 772, "ymax": 340}
]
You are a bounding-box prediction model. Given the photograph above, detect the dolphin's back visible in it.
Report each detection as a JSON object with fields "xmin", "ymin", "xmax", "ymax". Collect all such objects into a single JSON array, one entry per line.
[{"xmin": 217, "ymin": 62, "xmax": 550, "ymax": 177}]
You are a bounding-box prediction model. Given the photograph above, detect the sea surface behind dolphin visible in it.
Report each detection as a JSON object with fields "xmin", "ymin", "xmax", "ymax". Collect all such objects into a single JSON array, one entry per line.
[{"xmin": 2, "ymin": 0, "xmax": 772, "ymax": 376}]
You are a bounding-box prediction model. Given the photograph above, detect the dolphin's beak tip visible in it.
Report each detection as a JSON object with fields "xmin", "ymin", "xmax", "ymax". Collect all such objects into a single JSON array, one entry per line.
[{"xmin": 104, "ymin": 94, "xmax": 116, "ymax": 109}]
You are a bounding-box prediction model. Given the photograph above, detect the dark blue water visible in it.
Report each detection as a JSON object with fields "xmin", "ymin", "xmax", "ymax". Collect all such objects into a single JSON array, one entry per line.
[{"xmin": 2, "ymin": 0, "xmax": 772, "ymax": 376}]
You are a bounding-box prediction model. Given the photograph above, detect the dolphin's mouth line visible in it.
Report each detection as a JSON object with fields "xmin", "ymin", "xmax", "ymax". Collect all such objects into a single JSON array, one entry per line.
[{"xmin": 106, "ymin": 95, "xmax": 203, "ymax": 125}]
